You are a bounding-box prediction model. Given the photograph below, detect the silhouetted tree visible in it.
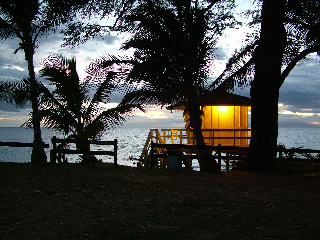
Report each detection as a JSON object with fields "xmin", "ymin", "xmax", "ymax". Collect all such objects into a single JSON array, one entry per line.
[
  {"xmin": 9, "ymin": 55, "xmax": 141, "ymax": 163},
  {"xmin": 249, "ymin": 0, "xmax": 287, "ymax": 173},
  {"xmin": 37, "ymin": 55, "xmax": 140, "ymax": 141},
  {"xmin": 0, "ymin": 0, "xmax": 87, "ymax": 162},
  {"xmin": 105, "ymin": 0, "xmax": 238, "ymax": 172},
  {"xmin": 210, "ymin": 0, "xmax": 320, "ymax": 173}
]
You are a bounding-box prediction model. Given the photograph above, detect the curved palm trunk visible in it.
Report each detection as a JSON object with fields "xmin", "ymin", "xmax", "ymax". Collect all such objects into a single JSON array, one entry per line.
[{"xmin": 25, "ymin": 41, "xmax": 47, "ymax": 163}]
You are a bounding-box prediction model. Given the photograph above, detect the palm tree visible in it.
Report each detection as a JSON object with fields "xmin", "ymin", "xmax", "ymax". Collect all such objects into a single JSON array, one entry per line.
[
  {"xmin": 34, "ymin": 56, "xmax": 141, "ymax": 150},
  {"xmin": 108, "ymin": 0, "xmax": 237, "ymax": 172},
  {"xmin": 0, "ymin": 0, "xmax": 87, "ymax": 162}
]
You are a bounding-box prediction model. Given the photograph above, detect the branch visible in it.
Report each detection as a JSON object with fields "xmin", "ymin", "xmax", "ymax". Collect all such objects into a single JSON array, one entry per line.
[
  {"xmin": 204, "ymin": 0, "xmax": 221, "ymax": 12},
  {"xmin": 215, "ymin": 57, "xmax": 255, "ymax": 91},
  {"xmin": 278, "ymin": 46, "xmax": 320, "ymax": 88}
]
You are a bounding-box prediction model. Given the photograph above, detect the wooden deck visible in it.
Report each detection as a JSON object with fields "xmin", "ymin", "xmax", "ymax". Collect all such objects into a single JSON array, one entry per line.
[{"xmin": 139, "ymin": 128, "xmax": 251, "ymax": 167}]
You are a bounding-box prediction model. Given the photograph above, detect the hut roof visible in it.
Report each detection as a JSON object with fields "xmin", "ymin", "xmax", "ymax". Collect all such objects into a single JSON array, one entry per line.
[{"xmin": 167, "ymin": 92, "xmax": 251, "ymax": 110}]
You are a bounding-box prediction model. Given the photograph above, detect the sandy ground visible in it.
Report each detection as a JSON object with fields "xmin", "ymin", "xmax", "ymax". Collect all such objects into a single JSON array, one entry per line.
[{"xmin": 0, "ymin": 162, "xmax": 319, "ymax": 240}]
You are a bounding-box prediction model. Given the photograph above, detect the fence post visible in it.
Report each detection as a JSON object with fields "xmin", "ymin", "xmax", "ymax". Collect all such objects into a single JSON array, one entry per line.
[
  {"xmin": 150, "ymin": 141, "xmax": 155, "ymax": 168},
  {"xmin": 278, "ymin": 147, "xmax": 283, "ymax": 173},
  {"xmin": 114, "ymin": 139, "xmax": 118, "ymax": 168},
  {"xmin": 218, "ymin": 144, "xmax": 222, "ymax": 172},
  {"xmin": 51, "ymin": 136, "xmax": 57, "ymax": 163}
]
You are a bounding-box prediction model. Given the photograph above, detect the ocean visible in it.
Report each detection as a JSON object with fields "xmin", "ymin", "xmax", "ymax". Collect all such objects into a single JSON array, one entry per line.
[{"xmin": 1, "ymin": 127, "xmax": 320, "ymax": 169}]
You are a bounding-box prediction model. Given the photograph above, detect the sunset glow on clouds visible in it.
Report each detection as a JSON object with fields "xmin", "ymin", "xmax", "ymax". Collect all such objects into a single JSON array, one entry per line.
[
  {"xmin": 136, "ymin": 111, "xmax": 169, "ymax": 119},
  {"xmin": 1, "ymin": 0, "xmax": 320, "ymax": 128}
]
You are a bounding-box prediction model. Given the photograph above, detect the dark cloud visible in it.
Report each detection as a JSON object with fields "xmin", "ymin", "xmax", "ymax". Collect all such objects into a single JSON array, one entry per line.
[
  {"xmin": 101, "ymin": 34, "xmax": 120, "ymax": 45},
  {"xmin": 0, "ymin": 104, "xmax": 22, "ymax": 113},
  {"xmin": 213, "ymin": 47, "xmax": 229, "ymax": 60},
  {"xmin": 0, "ymin": 41, "xmax": 29, "ymax": 81},
  {"xmin": 0, "ymin": 67, "xmax": 28, "ymax": 81},
  {"xmin": 278, "ymin": 113, "xmax": 320, "ymax": 128},
  {"xmin": 279, "ymin": 62, "xmax": 320, "ymax": 111},
  {"xmin": 0, "ymin": 42, "xmax": 26, "ymax": 68},
  {"xmin": 37, "ymin": 32, "xmax": 63, "ymax": 45},
  {"xmin": 280, "ymin": 82, "xmax": 320, "ymax": 110},
  {"xmin": 110, "ymin": 92, "xmax": 124, "ymax": 103}
]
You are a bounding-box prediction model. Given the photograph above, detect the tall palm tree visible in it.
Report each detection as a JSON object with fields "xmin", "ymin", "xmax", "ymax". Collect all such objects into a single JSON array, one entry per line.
[
  {"xmin": 0, "ymin": 0, "xmax": 87, "ymax": 162},
  {"xmin": 108, "ymin": 0, "xmax": 237, "ymax": 172}
]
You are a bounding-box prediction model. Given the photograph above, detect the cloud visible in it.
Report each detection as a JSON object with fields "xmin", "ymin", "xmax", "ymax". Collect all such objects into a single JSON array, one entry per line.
[
  {"xmin": 101, "ymin": 34, "xmax": 121, "ymax": 45},
  {"xmin": 213, "ymin": 47, "xmax": 229, "ymax": 60},
  {"xmin": 0, "ymin": 104, "xmax": 22, "ymax": 113},
  {"xmin": 0, "ymin": 107, "xmax": 30, "ymax": 127},
  {"xmin": 279, "ymin": 62, "xmax": 320, "ymax": 112},
  {"xmin": 122, "ymin": 107, "xmax": 185, "ymax": 128}
]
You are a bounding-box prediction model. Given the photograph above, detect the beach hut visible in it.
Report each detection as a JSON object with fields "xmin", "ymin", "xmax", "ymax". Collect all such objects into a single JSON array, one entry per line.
[
  {"xmin": 139, "ymin": 92, "xmax": 251, "ymax": 165},
  {"xmin": 167, "ymin": 91, "xmax": 251, "ymax": 147}
]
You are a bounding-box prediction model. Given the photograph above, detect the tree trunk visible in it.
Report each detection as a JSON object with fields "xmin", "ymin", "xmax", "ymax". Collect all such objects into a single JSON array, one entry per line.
[
  {"xmin": 24, "ymin": 41, "xmax": 47, "ymax": 163},
  {"xmin": 189, "ymin": 105, "xmax": 219, "ymax": 173},
  {"xmin": 249, "ymin": 0, "xmax": 287, "ymax": 173}
]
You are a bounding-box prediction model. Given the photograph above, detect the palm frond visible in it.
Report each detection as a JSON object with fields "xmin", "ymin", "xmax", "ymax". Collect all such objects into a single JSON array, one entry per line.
[
  {"xmin": 10, "ymin": 78, "xmax": 33, "ymax": 108},
  {"xmin": 85, "ymin": 72, "xmax": 115, "ymax": 115},
  {"xmin": 0, "ymin": 81, "xmax": 15, "ymax": 104},
  {"xmin": 120, "ymin": 88, "xmax": 169, "ymax": 106}
]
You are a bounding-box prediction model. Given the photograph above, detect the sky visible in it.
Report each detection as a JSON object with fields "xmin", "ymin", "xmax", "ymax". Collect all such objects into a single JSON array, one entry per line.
[{"xmin": 0, "ymin": 0, "xmax": 320, "ymax": 129}]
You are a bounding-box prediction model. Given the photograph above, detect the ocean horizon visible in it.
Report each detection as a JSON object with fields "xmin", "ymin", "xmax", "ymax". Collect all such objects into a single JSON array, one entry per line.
[{"xmin": 1, "ymin": 127, "xmax": 320, "ymax": 169}]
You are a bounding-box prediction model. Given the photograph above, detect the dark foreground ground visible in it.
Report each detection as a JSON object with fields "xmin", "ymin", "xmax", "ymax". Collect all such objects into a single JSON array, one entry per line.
[{"xmin": 0, "ymin": 162, "xmax": 319, "ymax": 240}]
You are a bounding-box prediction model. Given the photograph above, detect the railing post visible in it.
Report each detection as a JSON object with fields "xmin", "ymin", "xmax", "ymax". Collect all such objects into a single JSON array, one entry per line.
[
  {"xmin": 57, "ymin": 144, "xmax": 62, "ymax": 164},
  {"xmin": 226, "ymin": 153, "xmax": 229, "ymax": 173},
  {"xmin": 114, "ymin": 139, "xmax": 118, "ymax": 168},
  {"xmin": 171, "ymin": 129, "xmax": 173, "ymax": 144},
  {"xmin": 218, "ymin": 143, "xmax": 222, "ymax": 172},
  {"xmin": 51, "ymin": 136, "xmax": 57, "ymax": 163}
]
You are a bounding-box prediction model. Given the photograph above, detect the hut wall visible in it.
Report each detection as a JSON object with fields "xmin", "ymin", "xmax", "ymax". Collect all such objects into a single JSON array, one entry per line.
[
  {"xmin": 183, "ymin": 106, "xmax": 250, "ymax": 146},
  {"xmin": 201, "ymin": 106, "xmax": 249, "ymax": 146}
]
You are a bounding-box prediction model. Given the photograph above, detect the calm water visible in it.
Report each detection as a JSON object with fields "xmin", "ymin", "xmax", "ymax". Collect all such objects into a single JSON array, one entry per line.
[
  {"xmin": 0, "ymin": 127, "xmax": 148, "ymax": 166},
  {"xmin": 1, "ymin": 127, "xmax": 320, "ymax": 167}
]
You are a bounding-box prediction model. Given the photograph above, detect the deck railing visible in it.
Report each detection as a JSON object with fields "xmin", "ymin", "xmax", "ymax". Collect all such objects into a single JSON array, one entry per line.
[
  {"xmin": 149, "ymin": 142, "xmax": 320, "ymax": 174},
  {"xmin": 139, "ymin": 128, "xmax": 251, "ymax": 166},
  {"xmin": 150, "ymin": 128, "xmax": 251, "ymax": 146}
]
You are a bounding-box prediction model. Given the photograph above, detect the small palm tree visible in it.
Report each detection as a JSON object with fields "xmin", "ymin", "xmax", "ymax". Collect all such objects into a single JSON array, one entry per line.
[
  {"xmin": 34, "ymin": 55, "xmax": 141, "ymax": 141},
  {"xmin": 9, "ymin": 55, "xmax": 141, "ymax": 163}
]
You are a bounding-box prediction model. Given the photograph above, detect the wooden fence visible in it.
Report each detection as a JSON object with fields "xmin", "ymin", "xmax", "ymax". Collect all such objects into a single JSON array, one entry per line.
[
  {"xmin": 278, "ymin": 147, "xmax": 320, "ymax": 175},
  {"xmin": 51, "ymin": 136, "xmax": 118, "ymax": 167},
  {"xmin": 150, "ymin": 142, "xmax": 320, "ymax": 174}
]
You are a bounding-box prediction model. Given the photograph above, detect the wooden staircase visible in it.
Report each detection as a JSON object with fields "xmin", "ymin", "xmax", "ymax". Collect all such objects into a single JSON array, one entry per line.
[{"xmin": 139, "ymin": 129, "xmax": 166, "ymax": 167}]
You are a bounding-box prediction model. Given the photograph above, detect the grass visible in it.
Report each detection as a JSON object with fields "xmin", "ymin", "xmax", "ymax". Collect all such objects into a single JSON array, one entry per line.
[{"xmin": 0, "ymin": 162, "xmax": 319, "ymax": 239}]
